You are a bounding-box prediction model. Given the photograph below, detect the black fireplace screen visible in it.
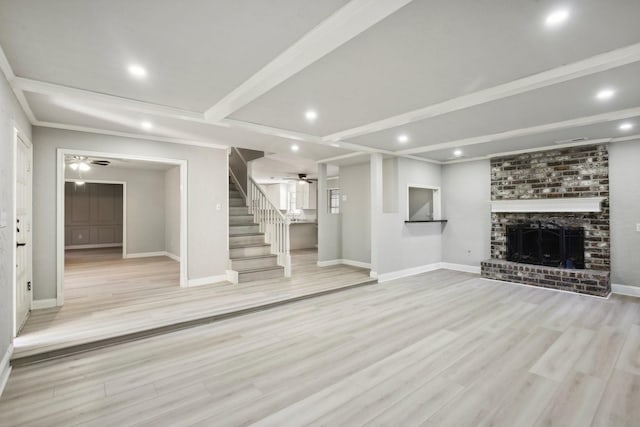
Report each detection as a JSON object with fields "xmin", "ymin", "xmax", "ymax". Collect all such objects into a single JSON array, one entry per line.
[{"xmin": 506, "ymin": 222, "xmax": 585, "ymax": 269}]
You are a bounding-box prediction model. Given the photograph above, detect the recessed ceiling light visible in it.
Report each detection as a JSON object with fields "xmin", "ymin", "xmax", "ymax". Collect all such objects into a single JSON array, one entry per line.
[
  {"xmin": 595, "ymin": 88, "xmax": 615, "ymax": 100},
  {"xmin": 330, "ymin": 143, "xmax": 341, "ymax": 148},
  {"xmin": 619, "ymin": 122, "xmax": 634, "ymax": 131},
  {"xmin": 78, "ymin": 162, "xmax": 90, "ymax": 172},
  {"xmin": 305, "ymin": 110, "xmax": 318, "ymax": 122},
  {"xmin": 397, "ymin": 134, "xmax": 409, "ymax": 144},
  {"xmin": 141, "ymin": 121, "xmax": 153, "ymax": 130},
  {"xmin": 291, "ymin": 144, "xmax": 299, "ymax": 152},
  {"xmin": 545, "ymin": 9, "xmax": 569, "ymax": 26},
  {"xmin": 75, "ymin": 181, "xmax": 85, "ymax": 186},
  {"xmin": 128, "ymin": 64, "xmax": 147, "ymax": 78},
  {"xmin": 453, "ymin": 149, "xmax": 463, "ymax": 157}
]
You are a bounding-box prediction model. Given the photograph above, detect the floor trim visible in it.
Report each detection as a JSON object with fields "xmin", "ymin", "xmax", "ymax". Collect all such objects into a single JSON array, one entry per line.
[
  {"xmin": 165, "ymin": 252, "xmax": 181, "ymax": 262},
  {"xmin": 612, "ymin": 283, "xmax": 640, "ymax": 298},
  {"xmin": 11, "ymin": 278, "xmax": 377, "ymax": 367},
  {"xmin": 187, "ymin": 274, "xmax": 228, "ymax": 287},
  {"xmin": 440, "ymin": 262, "xmax": 481, "ymax": 274},
  {"xmin": 0, "ymin": 344, "xmax": 13, "ymax": 398},
  {"xmin": 377, "ymin": 263, "xmax": 442, "ymax": 282},
  {"xmin": 125, "ymin": 251, "xmax": 168, "ymax": 259},
  {"xmin": 31, "ymin": 299, "xmax": 58, "ymax": 310},
  {"xmin": 317, "ymin": 259, "xmax": 372, "ymax": 269}
]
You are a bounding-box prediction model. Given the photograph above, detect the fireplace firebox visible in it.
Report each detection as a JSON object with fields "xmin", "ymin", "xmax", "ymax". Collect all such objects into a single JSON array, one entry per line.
[{"xmin": 506, "ymin": 222, "xmax": 585, "ymax": 269}]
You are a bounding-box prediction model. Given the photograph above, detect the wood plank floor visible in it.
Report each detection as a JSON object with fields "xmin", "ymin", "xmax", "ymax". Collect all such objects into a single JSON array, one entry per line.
[
  {"xmin": 14, "ymin": 248, "xmax": 372, "ymax": 359},
  {"xmin": 3, "ymin": 269, "xmax": 639, "ymax": 426}
]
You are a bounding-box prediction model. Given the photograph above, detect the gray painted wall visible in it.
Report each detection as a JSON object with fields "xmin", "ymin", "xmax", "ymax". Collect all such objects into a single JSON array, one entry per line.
[
  {"xmin": 377, "ymin": 157, "xmax": 442, "ymax": 274},
  {"xmin": 442, "ymin": 160, "xmax": 491, "ymax": 267},
  {"xmin": 165, "ymin": 166, "xmax": 181, "ymax": 258},
  {"xmin": 609, "ymin": 140, "xmax": 640, "ymax": 288},
  {"xmin": 0, "ymin": 70, "xmax": 31, "ymax": 363},
  {"xmin": 340, "ymin": 162, "xmax": 371, "ymax": 264},
  {"xmin": 32, "ymin": 127, "xmax": 228, "ymax": 299},
  {"xmin": 65, "ymin": 166, "xmax": 166, "ymax": 254},
  {"xmin": 317, "ymin": 166, "xmax": 341, "ymax": 262}
]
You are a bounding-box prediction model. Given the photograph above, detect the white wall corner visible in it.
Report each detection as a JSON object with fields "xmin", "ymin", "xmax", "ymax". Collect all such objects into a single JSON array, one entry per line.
[
  {"xmin": 226, "ymin": 269, "xmax": 238, "ymax": 285},
  {"xmin": 187, "ymin": 274, "xmax": 229, "ymax": 288},
  {"xmin": 0, "ymin": 343, "xmax": 14, "ymax": 399},
  {"xmin": 439, "ymin": 262, "xmax": 481, "ymax": 274},
  {"xmin": 612, "ymin": 283, "xmax": 640, "ymax": 298},
  {"xmin": 377, "ymin": 263, "xmax": 442, "ymax": 283},
  {"xmin": 31, "ymin": 299, "xmax": 58, "ymax": 310}
]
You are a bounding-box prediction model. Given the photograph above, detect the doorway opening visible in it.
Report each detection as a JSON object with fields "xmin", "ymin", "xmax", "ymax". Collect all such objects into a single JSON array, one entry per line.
[{"xmin": 56, "ymin": 149, "xmax": 188, "ymax": 307}]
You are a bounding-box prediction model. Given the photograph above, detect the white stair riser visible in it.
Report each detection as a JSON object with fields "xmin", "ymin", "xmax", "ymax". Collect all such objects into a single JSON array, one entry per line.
[
  {"xmin": 230, "ymin": 235, "xmax": 265, "ymax": 246},
  {"xmin": 238, "ymin": 267, "xmax": 284, "ymax": 283},
  {"xmin": 229, "ymin": 245, "xmax": 272, "ymax": 258},
  {"xmin": 231, "ymin": 256, "xmax": 278, "ymax": 270}
]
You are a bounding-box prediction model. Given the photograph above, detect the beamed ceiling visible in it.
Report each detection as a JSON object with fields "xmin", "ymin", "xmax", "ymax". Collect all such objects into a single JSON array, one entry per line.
[{"xmin": 1, "ymin": 0, "xmax": 639, "ymax": 165}]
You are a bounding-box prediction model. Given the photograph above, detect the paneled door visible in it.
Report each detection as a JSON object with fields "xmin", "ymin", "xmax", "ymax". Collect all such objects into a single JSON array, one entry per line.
[{"xmin": 15, "ymin": 133, "xmax": 32, "ymax": 336}]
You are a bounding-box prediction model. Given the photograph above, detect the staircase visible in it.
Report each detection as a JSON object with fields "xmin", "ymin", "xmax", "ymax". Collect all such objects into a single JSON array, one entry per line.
[{"xmin": 228, "ymin": 177, "xmax": 285, "ymax": 282}]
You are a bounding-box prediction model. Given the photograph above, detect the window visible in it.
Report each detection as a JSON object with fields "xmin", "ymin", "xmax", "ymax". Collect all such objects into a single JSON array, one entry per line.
[{"xmin": 328, "ymin": 189, "xmax": 340, "ymax": 214}]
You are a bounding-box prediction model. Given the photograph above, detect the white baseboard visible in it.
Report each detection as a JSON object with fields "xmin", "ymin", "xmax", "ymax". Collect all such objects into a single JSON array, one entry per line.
[
  {"xmin": 317, "ymin": 259, "xmax": 372, "ymax": 269},
  {"xmin": 317, "ymin": 259, "xmax": 342, "ymax": 267},
  {"xmin": 342, "ymin": 259, "xmax": 372, "ymax": 269},
  {"xmin": 377, "ymin": 263, "xmax": 442, "ymax": 283},
  {"xmin": 65, "ymin": 243, "xmax": 122, "ymax": 250},
  {"xmin": 187, "ymin": 274, "xmax": 228, "ymax": 287},
  {"xmin": 125, "ymin": 251, "xmax": 168, "ymax": 259},
  {"xmin": 440, "ymin": 262, "xmax": 481, "ymax": 274},
  {"xmin": 31, "ymin": 299, "xmax": 57, "ymax": 310},
  {"xmin": 0, "ymin": 344, "xmax": 13, "ymax": 399},
  {"xmin": 612, "ymin": 283, "xmax": 640, "ymax": 298},
  {"xmin": 165, "ymin": 252, "xmax": 181, "ymax": 262}
]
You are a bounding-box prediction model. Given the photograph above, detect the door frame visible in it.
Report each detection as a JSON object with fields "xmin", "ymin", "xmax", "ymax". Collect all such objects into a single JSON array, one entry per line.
[
  {"xmin": 13, "ymin": 126, "xmax": 33, "ymax": 337},
  {"xmin": 64, "ymin": 179, "xmax": 127, "ymax": 257},
  {"xmin": 56, "ymin": 148, "xmax": 188, "ymax": 306}
]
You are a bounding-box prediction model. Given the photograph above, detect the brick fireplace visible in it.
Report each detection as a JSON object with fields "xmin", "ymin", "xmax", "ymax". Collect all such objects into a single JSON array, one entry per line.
[{"xmin": 480, "ymin": 144, "xmax": 611, "ymax": 297}]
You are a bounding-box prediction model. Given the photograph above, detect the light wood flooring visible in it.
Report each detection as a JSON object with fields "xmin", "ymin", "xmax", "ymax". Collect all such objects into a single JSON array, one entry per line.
[
  {"xmin": 2, "ymin": 269, "xmax": 639, "ymax": 426},
  {"xmin": 14, "ymin": 248, "xmax": 372, "ymax": 360}
]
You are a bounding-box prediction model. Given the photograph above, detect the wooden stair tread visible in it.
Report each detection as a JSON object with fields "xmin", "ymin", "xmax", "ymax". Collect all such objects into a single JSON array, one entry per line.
[
  {"xmin": 230, "ymin": 254, "xmax": 277, "ymax": 261},
  {"xmin": 236, "ymin": 265, "xmax": 284, "ymax": 274},
  {"xmin": 229, "ymin": 243, "xmax": 270, "ymax": 249}
]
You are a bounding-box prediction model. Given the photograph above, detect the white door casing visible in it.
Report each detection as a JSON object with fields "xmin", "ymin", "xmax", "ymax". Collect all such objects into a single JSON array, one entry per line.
[{"xmin": 14, "ymin": 131, "xmax": 32, "ymax": 336}]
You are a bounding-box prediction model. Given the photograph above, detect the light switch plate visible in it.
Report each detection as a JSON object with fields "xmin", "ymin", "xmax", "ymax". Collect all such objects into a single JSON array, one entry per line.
[
  {"xmin": 636, "ymin": 223, "xmax": 640, "ymax": 232},
  {"xmin": 216, "ymin": 203, "xmax": 222, "ymax": 211},
  {"xmin": 0, "ymin": 208, "xmax": 7, "ymax": 228}
]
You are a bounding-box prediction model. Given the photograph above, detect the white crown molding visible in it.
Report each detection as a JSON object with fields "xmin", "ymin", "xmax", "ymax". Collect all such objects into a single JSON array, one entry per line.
[
  {"xmin": 204, "ymin": 0, "xmax": 415, "ymax": 121},
  {"xmin": 34, "ymin": 120, "xmax": 229, "ymax": 150},
  {"xmin": 396, "ymin": 107, "xmax": 640, "ymax": 156},
  {"xmin": 323, "ymin": 42, "xmax": 640, "ymax": 142},
  {"xmin": 0, "ymin": 44, "xmax": 37, "ymax": 123}
]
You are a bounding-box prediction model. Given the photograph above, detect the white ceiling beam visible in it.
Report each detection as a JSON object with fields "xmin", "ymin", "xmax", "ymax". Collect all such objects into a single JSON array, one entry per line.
[
  {"xmin": 323, "ymin": 42, "xmax": 640, "ymax": 142},
  {"xmin": 440, "ymin": 134, "xmax": 640, "ymax": 165},
  {"xmin": 13, "ymin": 77, "xmax": 206, "ymax": 123},
  {"xmin": 0, "ymin": 44, "xmax": 37, "ymax": 124},
  {"xmin": 203, "ymin": 0, "xmax": 415, "ymax": 122},
  {"xmin": 396, "ymin": 107, "xmax": 640, "ymax": 156},
  {"xmin": 34, "ymin": 120, "xmax": 230, "ymax": 150}
]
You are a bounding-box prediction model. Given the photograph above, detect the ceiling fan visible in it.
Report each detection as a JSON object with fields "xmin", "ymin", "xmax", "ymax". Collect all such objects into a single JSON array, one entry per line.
[{"xmin": 65, "ymin": 155, "xmax": 111, "ymax": 171}]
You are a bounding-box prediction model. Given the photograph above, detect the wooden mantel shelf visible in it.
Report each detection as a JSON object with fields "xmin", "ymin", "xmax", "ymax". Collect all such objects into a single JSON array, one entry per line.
[{"xmin": 490, "ymin": 197, "xmax": 605, "ymax": 213}]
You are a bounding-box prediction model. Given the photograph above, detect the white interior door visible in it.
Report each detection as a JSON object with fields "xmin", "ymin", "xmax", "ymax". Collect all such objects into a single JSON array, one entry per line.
[{"xmin": 15, "ymin": 133, "xmax": 32, "ymax": 336}]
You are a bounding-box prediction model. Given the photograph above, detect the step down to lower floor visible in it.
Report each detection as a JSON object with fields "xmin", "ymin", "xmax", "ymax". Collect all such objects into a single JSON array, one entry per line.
[
  {"xmin": 237, "ymin": 265, "xmax": 284, "ymax": 283},
  {"xmin": 10, "ymin": 278, "xmax": 377, "ymax": 367}
]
